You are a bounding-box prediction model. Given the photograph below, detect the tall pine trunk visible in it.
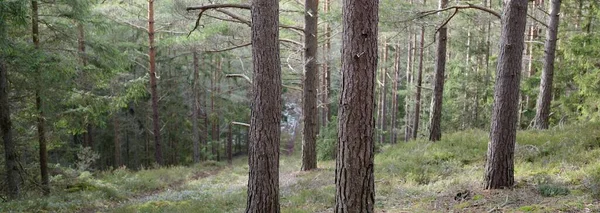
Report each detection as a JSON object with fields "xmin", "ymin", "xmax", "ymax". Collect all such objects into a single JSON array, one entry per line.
[
  {"xmin": 429, "ymin": 0, "xmax": 449, "ymax": 141},
  {"xmin": 148, "ymin": 0, "xmax": 163, "ymax": 165},
  {"xmin": 245, "ymin": 0, "xmax": 281, "ymax": 211},
  {"xmin": 114, "ymin": 115, "xmax": 121, "ymax": 167},
  {"xmin": 321, "ymin": 0, "xmax": 332, "ymax": 126},
  {"xmin": 404, "ymin": 33, "xmax": 414, "ymax": 142},
  {"xmin": 31, "ymin": 0, "xmax": 50, "ymax": 195},
  {"xmin": 534, "ymin": 0, "xmax": 561, "ymax": 129},
  {"xmin": 335, "ymin": 0, "xmax": 378, "ymax": 211},
  {"xmin": 412, "ymin": 27, "xmax": 425, "ymax": 140},
  {"xmin": 192, "ymin": 52, "xmax": 201, "ymax": 163},
  {"xmin": 379, "ymin": 40, "xmax": 388, "ymax": 144},
  {"xmin": 390, "ymin": 43, "xmax": 400, "ymax": 144},
  {"xmin": 485, "ymin": 0, "xmax": 528, "ymax": 189},
  {"xmin": 0, "ymin": 53, "xmax": 19, "ymax": 199},
  {"xmin": 301, "ymin": 0, "xmax": 319, "ymax": 171}
]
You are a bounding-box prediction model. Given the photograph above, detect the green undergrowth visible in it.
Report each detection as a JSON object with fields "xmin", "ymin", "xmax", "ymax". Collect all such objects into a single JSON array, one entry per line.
[
  {"xmin": 0, "ymin": 161, "xmax": 224, "ymax": 212},
  {"xmin": 3, "ymin": 123, "xmax": 600, "ymax": 212}
]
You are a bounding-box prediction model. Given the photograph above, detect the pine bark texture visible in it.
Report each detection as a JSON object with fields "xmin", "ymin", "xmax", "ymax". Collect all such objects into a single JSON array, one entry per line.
[
  {"xmin": 148, "ymin": 0, "xmax": 163, "ymax": 165},
  {"xmin": 485, "ymin": 0, "xmax": 528, "ymax": 189},
  {"xmin": 534, "ymin": 0, "xmax": 561, "ymax": 129},
  {"xmin": 245, "ymin": 0, "xmax": 281, "ymax": 211},
  {"xmin": 428, "ymin": 0, "xmax": 449, "ymax": 141},
  {"xmin": 301, "ymin": 0, "xmax": 319, "ymax": 171},
  {"xmin": 412, "ymin": 27, "xmax": 425, "ymax": 140},
  {"xmin": 1, "ymin": 56, "xmax": 19, "ymax": 199},
  {"xmin": 31, "ymin": 0, "xmax": 50, "ymax": 195},
  {"xmin": 335, "ymin": 0, "xmax": 378, "ymax": 211}
]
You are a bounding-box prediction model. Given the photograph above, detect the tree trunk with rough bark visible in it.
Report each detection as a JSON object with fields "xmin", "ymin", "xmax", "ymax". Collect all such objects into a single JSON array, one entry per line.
[
  {"xmin": 301, "ymin": 0, "xmax": 319, "ymax": 171},
  {"xmin": 335, "ymin": 0, "xmax": 378, "ymax": 211},
  {"xmin": 485, "ymin": 0, "xmax": 528, "ymax": 189},
  {"xmin": 148, "ymin": 0, "xmax": 163, "ymax": 165},
  {"xmin": 534, "ymin": 0, "xmax": 561, "ymax": 129},
  {"xmin": 31, "ymin": 0, "xmax": 50, "ymax": 195},
  {"xmin": 245, "ymin": 0, "xmax": 281, "ymax": 211},
  {"xmin": 429, "ymin": 0, "xmax": 449, "ymax": 141}
]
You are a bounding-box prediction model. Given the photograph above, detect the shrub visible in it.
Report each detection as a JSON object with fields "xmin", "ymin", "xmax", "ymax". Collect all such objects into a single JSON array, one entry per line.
[
  {"xmin": 537, "ymin": 184, "xmax": 570, "ymax": 197},
  {"xmin": 317, "ymin": 119, "xmax": 337, "ymax": 161}
]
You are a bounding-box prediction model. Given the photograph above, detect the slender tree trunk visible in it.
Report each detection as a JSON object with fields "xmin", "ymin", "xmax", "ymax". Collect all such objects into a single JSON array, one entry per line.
[
  {"xmin": 428, "ymin": 0, "xmax": 449, "ymax": 141},
  {"xmin": 379, "ymin": 40, "xmax": 388, "ymax": 144},
  {"xmin": 485, "ymin": 0, "xmax": 528, "ymax": 189},
  {"xmin": 404, "ymin": 33, "xmax": 414, "ymax": 142},
  {"xmin": 390, "ymin": 43, "xmax": 400, "ymax": 144},
  {"xmin": 301, "ymin": 0, "xmax": 319, "ymax": 171},
  {"xmin": 148, "ymin": 0, "xmax": 162, "ymax": 165},
  {"xmin": 0, "ymin": 54, "xmax": 19, "ymax": 199},
  {"xmin": 335, "ymin": 0, "xmax": 378, "ymax": 211},
  {"xmin": 227, "ymin": 124, "xmax": 233, "ymax": 165},
  {"xmin": 462, "ymin": 30, "xmax": 471, "ymax": 130},
  {"xmin": 31, "ymin": 0, "xmax": 50, "ymax": 195},
  {"xmin": 192, "ymin": 52, "xmax": 201, "ymax": 163},
  {"xmin": 245, "ymin": 0, "xmax": 281, "ymax": 211},
  {"xmin": 412, "ymin": 27, "xmax": 425, "ymax": 140},
  {"xmin": 213, "ymin": 57, "xmax": 221, "ymax": 161},
  {"xmin": 534, "ymin": 0, "xmax": 561, "ymax": 129},
  {"xmin": 320, "ymin": 0, "xmax": 332, "ymax": 126},
  {"xmin": 114, "ymin": 115, "xmax": 121, "ymax": 167}
]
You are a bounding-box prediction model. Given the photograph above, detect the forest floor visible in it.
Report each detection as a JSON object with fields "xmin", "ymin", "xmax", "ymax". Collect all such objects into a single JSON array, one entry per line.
[{"xmin": 2, "ymin": 123, "xmax": 600, "ymax": 212}]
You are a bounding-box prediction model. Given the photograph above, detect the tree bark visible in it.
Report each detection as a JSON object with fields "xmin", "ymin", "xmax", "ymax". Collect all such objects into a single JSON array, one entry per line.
[
  {"xmin": 485, "ymin": 0, "xmax": 528, "ymax": 189},
  {"xmin": 0, "ymin": 55, "xmax": 19, "ymax": 199},
  {"xmin": 148, "ymin": 0, "xmax": 163, "ymax": 165},
  {"xmin": 301, "ymin": 0, "xmax": 319, "ymax": 171},
  {"xmin": 245, "ymin": 0, "xmax": 281, "ymax": 211},
  {"xmin": 31, "ymin": 0, "xmax": 50, "ymax": 195},
  {"xmin": 534, "ymin": 0, "xmax": 561, "ymax": 129},
  {"xmin": 192, "ymin": 52, "xmax": 201, "ymax": 163},
  {"xmin": 412, "ymin": 27, "xmax": 425, "ymax": 140},
  {"xmin": 429, "ymin": 0, "xmax": 449, "ymax": 141},
  {"xmin": 321, "ymin": 0, "xmax": 332, "ymax": 126},
  {"xmin": 335, "ymin": 0, "xmax": 378, "ymax": 211}
]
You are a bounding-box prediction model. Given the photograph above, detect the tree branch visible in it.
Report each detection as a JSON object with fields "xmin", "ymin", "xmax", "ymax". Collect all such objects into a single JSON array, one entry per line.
[
  {"xmin": 186, "ymin": 4, "xmax": 251, "ymax": 36},
  {"xmin": 206, "ymin": 43, "xmax": 252, "ymax": 53},
  {"xmin": 420, "ymin": 3, "xmax": 500, "ymax": 19},
  {"xmin": 186, "ymin": 3, "xmax": 304, "ymax": 37},
  {"xmin": 226, "ymin": 74, "xmax": 252, "ymax": 83},
  {"xmin": 527, "ymin": 13, "xmax": 549, "ymax": 28}
]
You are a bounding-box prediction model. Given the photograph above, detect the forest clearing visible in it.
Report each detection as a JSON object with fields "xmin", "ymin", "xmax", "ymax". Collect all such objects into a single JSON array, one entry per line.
[
  {"xmin": 2, "ymin": 124, "xmax": 600, "ymax": 212},
  {"xmin": 2, "ymin": 0, "xmax": 600, "ymax": 212}
]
